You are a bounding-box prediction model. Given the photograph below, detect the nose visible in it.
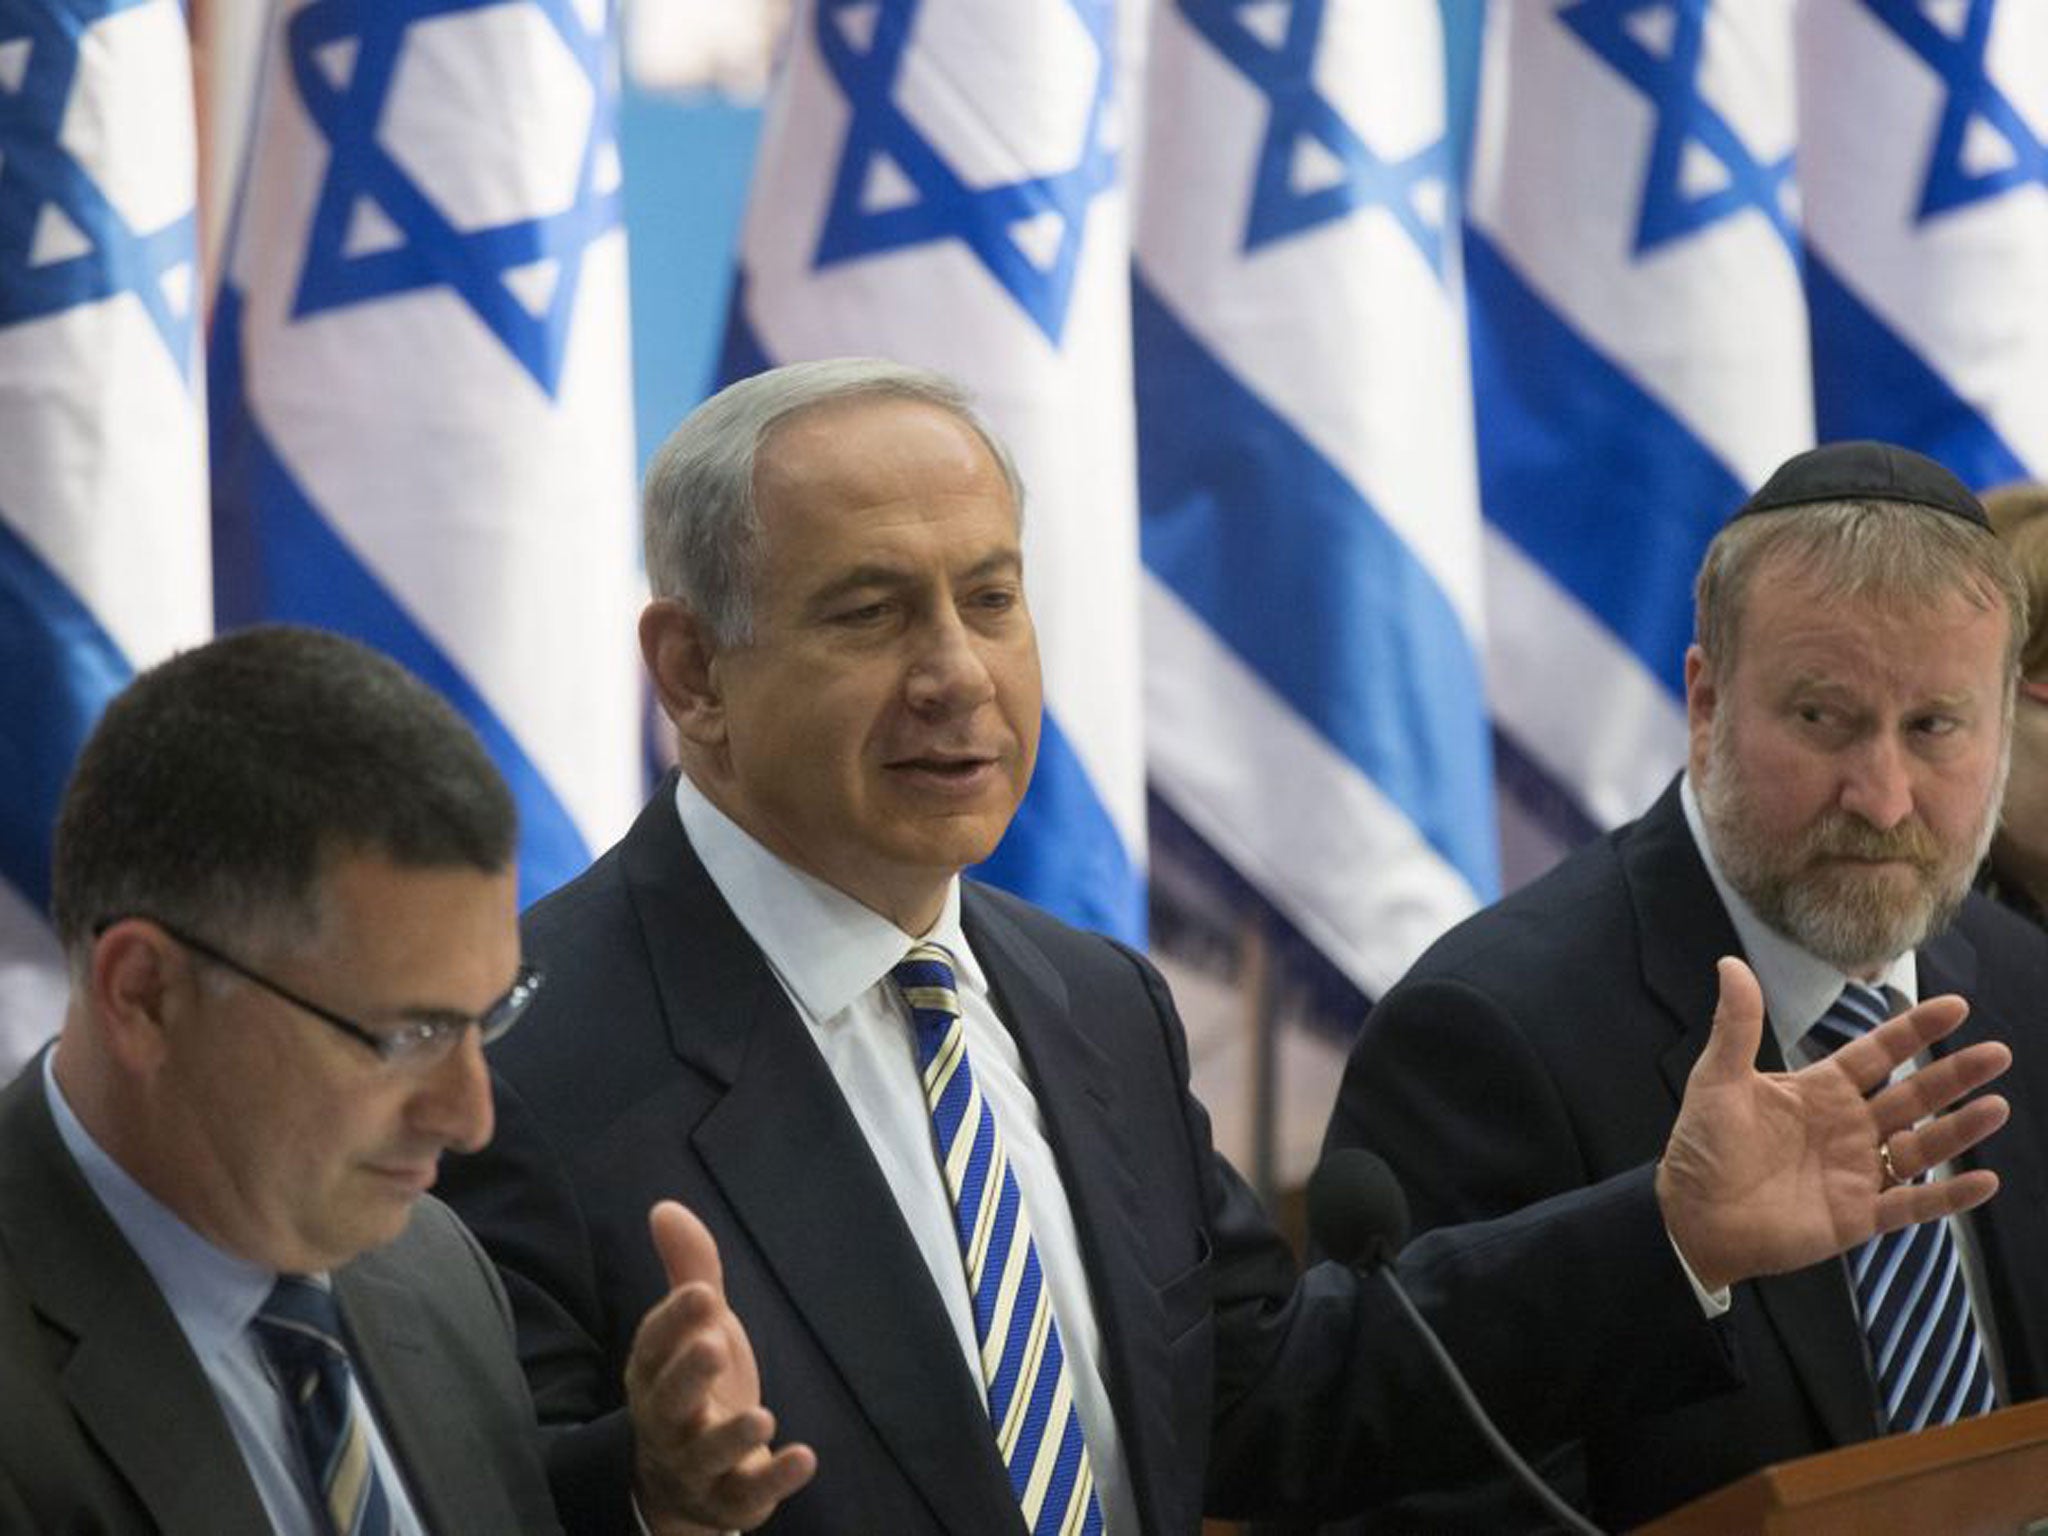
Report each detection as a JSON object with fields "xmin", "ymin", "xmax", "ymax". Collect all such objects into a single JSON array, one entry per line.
[
  {"xmin": 412, "ymin": 1028, "xmax": 495, "ymax": 1154},
  {"xmin": 1838, "ymin": 733, "xmax": 1915, "ymax": 831},
  {"xmin": 905, "ymin": 605, "xmax": 996, "ymax": 716}
]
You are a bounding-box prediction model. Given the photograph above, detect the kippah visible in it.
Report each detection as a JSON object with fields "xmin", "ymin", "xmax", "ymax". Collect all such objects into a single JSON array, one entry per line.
[{"xmin": 1733, "ymin": 440, "xmax": 1988, "ymax": 529}]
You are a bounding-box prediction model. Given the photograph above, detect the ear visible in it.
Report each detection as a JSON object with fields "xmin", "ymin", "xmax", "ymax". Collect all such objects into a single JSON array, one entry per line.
[
  {"xmin": 1684, "ymin": 644, "xmax": 1718, "ymax": 778},
  {"xmin": 639, "ymin": 599, "xmax": 728, "ymax": 750},
  {"xmin": 89, "ymin": 921, "xmax": 185, "ymax": 1075}
]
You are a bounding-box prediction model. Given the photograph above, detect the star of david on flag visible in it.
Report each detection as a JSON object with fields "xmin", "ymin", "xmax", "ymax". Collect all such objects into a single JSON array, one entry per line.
[
  {"xmin": 1799, "ymin": 0, "xmax": 2048, "ymax": 485},
  {"xmin": 1561, "ymin": 0, "xmax": 1796, "ymax": 254},
  {"xmin": 808, "ymin": 0, "xmax": 1117, "ymax": 345},
  {"xmin": 1863, "ymin": 0, "xmax": 2048, "ymax": 221},
  {"xmin": 1179, "ymin": 0, "xmax": 1451, "ymax": 272},
  {"xmin": 0, "ymin": 0, "xmax": 199, "ymax": 373},
  {"xmin": 283, "ymin": 0, "xmax": 624, "ymax": 396}
]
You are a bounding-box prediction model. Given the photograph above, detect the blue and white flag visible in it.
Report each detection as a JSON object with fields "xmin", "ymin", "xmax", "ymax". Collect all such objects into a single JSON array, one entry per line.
[
  {"xmin": 1133, "ymin": 0, "xmax": 1493, "ymax": 998},
  {"xmin": 0, "ymin": 0, "xmax": 209, "ymax": 1075},
  {"xmin": 1466, "ymin": 0, "xmax": 1812, "ymax": 872},
  {"xmin": 209, "ymin": 0, "xmax": 645, "ymax": 907},
  {"xmin": 1799, "ymin": 0, "xmax": 2048, "ymax": 482},
  {"xmin": 723, "ymin": 0, "xmax": 1146, "ymax": 942}
]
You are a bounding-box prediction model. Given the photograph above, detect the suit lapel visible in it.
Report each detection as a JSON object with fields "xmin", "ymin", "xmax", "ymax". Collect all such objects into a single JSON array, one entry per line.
[
  {"xmin": 1624, "ymin": 783, "xmax": 1880, "ymax": 1447},
  {"xmin": 0, "ymin": 1069, "xmax": 274, "ymax": 1536},
  {"xmin": 1920, "ymin": 915, "xmax": 2048, "ymax": 1399},
  {"xmin": 623, "ymin": 796, "xmax": 1022, "ymax": 1534},
  {"xmin": 338, "ymin": 1260, "xmax": 512, "ymax": 1534},
  {"xmin": 963, "ymin": 892, "xmax": 1172, "ymax": 1533}
]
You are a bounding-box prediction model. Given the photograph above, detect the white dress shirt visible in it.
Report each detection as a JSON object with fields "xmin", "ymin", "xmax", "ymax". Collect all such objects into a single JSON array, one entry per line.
[
  {"xmin": 42, "ymin": 1055, "xmax": 426, "ymax": 1535},
  {"xmin": 1680, "ymin": 773, "xmax": 2007, "ymax": 1398},
  {"xmin": 675, "ymin": 773, "xmax": 1140, "ymax": 1535}
]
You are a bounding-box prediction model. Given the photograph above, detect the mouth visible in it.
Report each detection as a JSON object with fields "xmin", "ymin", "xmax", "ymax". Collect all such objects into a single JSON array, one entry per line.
[
  {"xmin": 886, "ymin": 752, "xmax": 1002, "ymax": 787},
  {"xmin": 1810, "ymin": 852, "xmax": 1929, "ymax": 886},
  {"xmin": 365, "ymin": 1162, "xmax": 438, "ymax": 1195}
]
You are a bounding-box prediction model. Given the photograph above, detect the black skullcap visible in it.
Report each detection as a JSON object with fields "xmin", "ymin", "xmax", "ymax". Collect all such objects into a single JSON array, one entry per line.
[
  {"xmin": 1733, "ymin": 440, "xmax": 1988, "ymax": 528},
  {"xmin": 1736, "ymin": 442, "xmax": 1990, "ymax": 532}
]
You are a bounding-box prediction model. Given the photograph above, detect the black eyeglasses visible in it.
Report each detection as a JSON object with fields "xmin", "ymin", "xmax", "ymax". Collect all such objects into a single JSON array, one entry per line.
[{"xmin": 95, "ymin": 916, "xmax": 542, "ymax": 1067}]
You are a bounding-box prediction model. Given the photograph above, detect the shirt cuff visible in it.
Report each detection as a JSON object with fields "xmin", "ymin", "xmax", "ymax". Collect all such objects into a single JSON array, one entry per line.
[
  {"xmin": 1668, "ymin": 1230, "xmax": 1732, "ymax": 1317},
  {"xmin": 630, "ymin": 1490, "xmax": 737, "ymax": 1536}
]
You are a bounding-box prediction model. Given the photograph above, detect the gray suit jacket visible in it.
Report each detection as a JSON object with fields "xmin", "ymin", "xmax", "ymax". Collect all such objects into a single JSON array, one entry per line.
[{"xmin": 0, "ymin": 1059, "xmax": 561, "ymax": 1535}]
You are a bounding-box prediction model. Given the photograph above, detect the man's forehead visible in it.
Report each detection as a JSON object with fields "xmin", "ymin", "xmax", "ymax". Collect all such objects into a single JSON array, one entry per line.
[
  {"xmin": 755, "ymin": 409, "xmax": 1018, "ymax": 545},
  {"xmin": 757, "ymin": 393, "xmax": 999, "ymax": 483},
  {"xmin": 1749, "ymin": 557, "xmax": 2011, "ymax": 635}
]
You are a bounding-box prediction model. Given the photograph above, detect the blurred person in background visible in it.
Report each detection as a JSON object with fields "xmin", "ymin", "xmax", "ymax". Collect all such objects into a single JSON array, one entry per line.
[{"xmin": 1981, "ymin": 482, "xmax": 2048, "ymax": 927}]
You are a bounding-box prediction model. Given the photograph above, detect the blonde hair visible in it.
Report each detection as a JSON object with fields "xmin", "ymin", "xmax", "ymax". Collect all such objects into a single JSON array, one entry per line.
[
  {"xmin": 1985, "ymin": 483, "xmax": 2048, "ymax": 680},
  {"xmin": 1694, "ymin": 498, "xmax": 2027, "ymax": 682}
]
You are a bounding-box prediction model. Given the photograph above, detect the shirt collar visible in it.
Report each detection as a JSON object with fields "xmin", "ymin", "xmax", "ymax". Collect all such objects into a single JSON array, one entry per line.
[
  {"xmin": 673, "ymin": 772, "xmax": 985, "ymax": 1023},
  {"xmin": 42, "ymin": 1052, "xmax": 279, "ymax": 1358},
  {"xmin": 1679, "ymin": 773, "xmax": 1918, "ymax": 1061}
]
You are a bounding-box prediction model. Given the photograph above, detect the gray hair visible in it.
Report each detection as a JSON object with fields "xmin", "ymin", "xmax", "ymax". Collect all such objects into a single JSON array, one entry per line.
[
  {"xmin": 642, "ymin": 358, "xmax": 1026, "ymax": 645},
  {"xmin": 1694, "ymin": 497, "xmax": 2029, "ymax": 687}
]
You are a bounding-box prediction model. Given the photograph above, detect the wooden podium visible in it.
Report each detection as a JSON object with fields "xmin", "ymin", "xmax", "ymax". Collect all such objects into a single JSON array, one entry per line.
[{"xmin": 1635, "ymin": 1399, "xmax": 2048, "ymax": 1535}]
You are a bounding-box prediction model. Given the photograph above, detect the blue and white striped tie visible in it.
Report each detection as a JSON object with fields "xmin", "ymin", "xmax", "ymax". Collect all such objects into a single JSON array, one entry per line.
[
  {"xmin": 893, "ymin": 943, "xmax": 1104, "ymax": 1536},
  {"xmin": 253, "ymin": 1276, "xmax": 393, "ymax": 1536},
  {"xmin": 1806, "ymin": 982, "xmax": 1997, "ymax": 1433}
]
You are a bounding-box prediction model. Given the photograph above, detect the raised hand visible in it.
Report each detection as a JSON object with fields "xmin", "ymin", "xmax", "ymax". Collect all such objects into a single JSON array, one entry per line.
[
  {"xmin": 1657, "ymin": 957, "xmax": 2011, "ymax": 1294},
  {"xmin": 626, "ymin": 1200, "xmax": 817, "ymax": 1534}
]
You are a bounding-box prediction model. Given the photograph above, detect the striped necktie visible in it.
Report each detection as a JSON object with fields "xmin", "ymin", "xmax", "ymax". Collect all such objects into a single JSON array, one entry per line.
[
  {"xmin": 253, "ymin": 1276, "xmax": 393, "ymax": 1536},
  {"xmin": 893, "ymin": 943, "xmax": 1104, "ymax": 1536},
  {"xmin": 1805, "ymin": 982, "xmax": 1997, "ymax": 1433}
]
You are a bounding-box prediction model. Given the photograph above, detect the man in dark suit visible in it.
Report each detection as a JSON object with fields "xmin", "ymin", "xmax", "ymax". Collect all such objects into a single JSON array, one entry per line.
[
  {"xmin": 440, "ymin": 367, "xmax": 2013, "ymax": 1534},
  {"xmin": 0, "ymin": 627, "xmax": 803, "ymax": 1536},
  {"xmin": 1321, "ymin": 442, "xmax": 2048, "ymax": 1531}
]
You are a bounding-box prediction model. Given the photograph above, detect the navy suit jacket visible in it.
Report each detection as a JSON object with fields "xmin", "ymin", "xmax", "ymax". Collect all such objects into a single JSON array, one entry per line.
[
  {"xmin": 1322, "ymin": 779, "xmax": 2048, "ymax": 1530},
  {"xmin": 440, "ymin": 779, "xmax": 1743, "ymax": 1534},
  {"xmin": 0, "ymin": 1060, "xmax": 560, "ymax": 1536}
]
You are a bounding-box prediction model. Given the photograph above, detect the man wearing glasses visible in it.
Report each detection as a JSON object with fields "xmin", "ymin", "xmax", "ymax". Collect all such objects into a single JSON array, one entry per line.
[{"xmin": 0, "ymin": 627, "xmax": 809, "ymax": 1535}]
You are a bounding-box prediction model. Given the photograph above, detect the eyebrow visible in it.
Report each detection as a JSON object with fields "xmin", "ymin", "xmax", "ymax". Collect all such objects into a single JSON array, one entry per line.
[
  {"xmin": 1782, "ymin": 675, "xmax": 1981, "ymax": 711},
  {"xmin": 803, "ymin": 550, "xmax": 1023, "ymax": 612}
]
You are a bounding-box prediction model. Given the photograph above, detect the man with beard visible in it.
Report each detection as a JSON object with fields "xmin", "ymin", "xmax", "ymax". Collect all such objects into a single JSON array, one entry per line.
[{"xmin": 1314, "ymin": 441, "xmax": 2048, "ymax": 1533}]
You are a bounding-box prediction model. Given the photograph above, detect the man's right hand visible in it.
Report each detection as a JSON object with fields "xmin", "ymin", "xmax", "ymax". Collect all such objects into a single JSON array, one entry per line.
[
  {"xmin": 626, "ymin": 1200, "xmax": 817, "ymax": 1534},
  {"xmin": 1658, "ymin": 957, "xmax": 2011, "ymax": 1294}
]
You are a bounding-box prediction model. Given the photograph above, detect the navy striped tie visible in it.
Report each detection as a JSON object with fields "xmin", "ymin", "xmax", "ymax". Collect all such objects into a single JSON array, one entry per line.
[
  {"xmin": 894, "ymin": 943, "xmax": 1104, "ymax": 1536},
  {"xmin": 253, "ymin": 1276, "xmax": 393, "ymax": 1536},
  {"xmin": 1805, "ymin": 982, "xmax": 1996, "ymax": 1433}
]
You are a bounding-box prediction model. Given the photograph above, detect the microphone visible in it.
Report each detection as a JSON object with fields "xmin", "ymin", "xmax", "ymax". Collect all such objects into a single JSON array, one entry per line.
[{"xmin": 1309, "ymin": 1150, "xmax": 1606, "ymax": 1536}]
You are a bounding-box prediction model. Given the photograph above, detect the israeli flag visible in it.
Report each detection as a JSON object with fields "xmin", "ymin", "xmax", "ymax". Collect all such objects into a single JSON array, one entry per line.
[
  {"xmin": 723, "ymin": 0, "xmax": 1146, "ymax": 942},
  {"xmin": 0, "ymin": 0, "xmax": 210, "ymax": 1075},
  {"xmin": 1133, "ymin": 0, "xmax": 1493, "ymax": 997},
  {"xmin": 208, "ymin": 0, "xmax": 646, "ymax": 908},
  {"xmin": 1799, "ymin": 0, "xmax": 2048, "ymax": 481},
  {"xmin": 1467, "ymin": 0, "xmax": 1811, "ymax": 869}
]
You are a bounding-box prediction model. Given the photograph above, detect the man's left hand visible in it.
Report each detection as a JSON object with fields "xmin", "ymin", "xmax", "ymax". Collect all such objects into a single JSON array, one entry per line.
[{"xmin": 626, "ymin": 1200, "xmax": 818, "ymax": 1534}]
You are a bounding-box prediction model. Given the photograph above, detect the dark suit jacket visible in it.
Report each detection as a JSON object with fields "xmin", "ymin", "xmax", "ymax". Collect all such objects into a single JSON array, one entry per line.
[
  {"xmin": 1321, "ymin": 778, "xmax": 2048, "ymax": 1531},
  {"xmin": 0, "ymin": 1060, "xmax": 560, "ymax": 1536},
  {"xmin": 439, "ymin": 780, "xmax": 1748, "ymax": 1534}
]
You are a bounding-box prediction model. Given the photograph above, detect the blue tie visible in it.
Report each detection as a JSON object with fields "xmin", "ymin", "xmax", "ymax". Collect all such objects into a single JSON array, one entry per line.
[
  {"xmin": 1805, "ymin": 982, "xmax": 1997, "ymax": 1433},
  {"xmin": 893, "ymin": 943, "xmax": 1104, "ymax": 1536},
  {"xmin": 252, "ymin": 1276, "xmax": 394, "ymax": 1536}
]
